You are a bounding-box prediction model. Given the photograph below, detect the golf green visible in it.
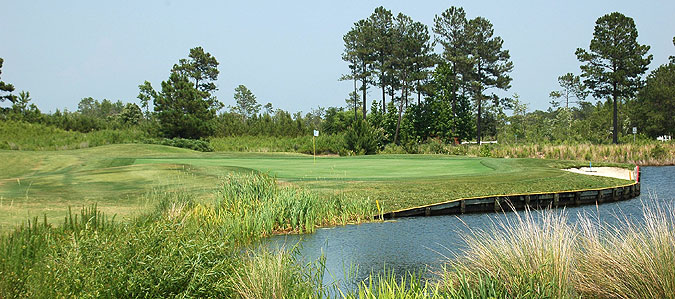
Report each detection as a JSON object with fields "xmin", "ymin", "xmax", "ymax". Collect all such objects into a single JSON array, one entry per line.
[
  {"xmin": 0, "ymin": 144, "xmax": 630, "ymax": 231},
  {"xmin": 134, "ymin": 155, "xmax": 494, "ymax": 181}
]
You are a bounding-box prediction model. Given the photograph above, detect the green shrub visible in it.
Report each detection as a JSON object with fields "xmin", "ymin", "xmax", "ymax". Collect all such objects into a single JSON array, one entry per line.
[
  {"xmin": 149, "ymin": 137, "xmax": 214, "ymax": 152},
  {"xmin": 478, "ymin": 144, "xmax": 493, "ymax": 157},
  {"xmin": 650, "ymin": 144, "xmax": 666, "ymax": 159},
  {"xmin": 344, "ymin": 120, "xmax": 383, "ymax": 155}
]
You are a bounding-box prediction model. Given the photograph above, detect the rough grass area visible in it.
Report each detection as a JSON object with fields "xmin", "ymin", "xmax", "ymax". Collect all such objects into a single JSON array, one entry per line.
[
  {"xmin": 0, "ymin": 120, "xmax": 150, "ymax": 150},
  {"xmin": 0, "ymin": 144, "xmax": 631, "ymax": 230}
]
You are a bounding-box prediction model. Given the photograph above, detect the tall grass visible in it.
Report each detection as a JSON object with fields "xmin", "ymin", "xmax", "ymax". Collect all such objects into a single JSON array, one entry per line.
[
  {"xmin": 230, "ymin": 248, "xmax": 325, "ymax": 299},
  {"xmin": 194, "ymin": 173, "xmax": 374, "ymax": 243},
  {"xmin": 377, "ymin": 139, "xmax": 674, "ymax": 165},
  {"xmin": 346, "ymin": 272, "xmax": 440, "ymax": 299},
  {"xmin": 3, "ymin": 170, "xmax": 673, "ymax": 297},
  {"xmin": 484, "ymin": 143, "xmax": 675, "ymax": 165},
  {"xmin": 437, "ymin": 199, "xmax": 675, "ymax": 298},
  {"xmin": 574, "ymin": 202, "xmax": 675, "ymax": 298},
  {"xmin": 440, "ymin": 209, "xmax": 576, "ymax": 298}
]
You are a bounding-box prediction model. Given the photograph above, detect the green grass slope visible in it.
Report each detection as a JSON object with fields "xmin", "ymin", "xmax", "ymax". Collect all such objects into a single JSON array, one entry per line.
[{"xmin": 0, "ymin": 144, "xmax": 630, "ymax": 230}]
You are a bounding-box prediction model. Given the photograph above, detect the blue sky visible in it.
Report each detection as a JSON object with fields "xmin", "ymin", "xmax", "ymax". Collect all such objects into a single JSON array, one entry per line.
[{"xmin": 1, "ymin": 1, "xmax": 673, "ymax": 114}]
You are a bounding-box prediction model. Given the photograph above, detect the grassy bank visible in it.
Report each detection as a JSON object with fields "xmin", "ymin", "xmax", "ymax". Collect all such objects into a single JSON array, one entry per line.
[{"xmin": 0, "ymin": 173, "xmax": 372, "ymax": 297}]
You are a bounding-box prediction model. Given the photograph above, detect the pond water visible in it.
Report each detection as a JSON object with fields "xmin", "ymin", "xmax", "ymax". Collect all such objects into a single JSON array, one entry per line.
[{"xmin": 268, "ymin": 166, "xmax": 675, "ymax": 291}]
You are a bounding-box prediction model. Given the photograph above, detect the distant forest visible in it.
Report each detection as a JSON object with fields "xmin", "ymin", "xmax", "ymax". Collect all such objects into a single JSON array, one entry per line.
[{"xmin": 1, "ymin": 6, "xmax": 673, "ymax": 154}]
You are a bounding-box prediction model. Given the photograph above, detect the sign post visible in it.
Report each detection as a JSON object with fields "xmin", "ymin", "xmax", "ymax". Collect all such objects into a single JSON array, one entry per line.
[
  {"xmin": 632, "ymin": 127, "xmax": 637, "ymax": 143},
  {"xmin": 313, "ymin": 130, "xmax": 319, "ymax": 163}
]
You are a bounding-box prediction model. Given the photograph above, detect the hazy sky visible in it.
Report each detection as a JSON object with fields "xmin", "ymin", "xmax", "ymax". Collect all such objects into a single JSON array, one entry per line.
[{"xmin": 2, "ymin": 1, "xmax": 673, "ymax": 114}]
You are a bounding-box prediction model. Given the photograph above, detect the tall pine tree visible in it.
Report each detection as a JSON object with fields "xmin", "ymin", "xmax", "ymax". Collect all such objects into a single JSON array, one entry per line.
[
  {"xmin": 576, "ymin": 12, "xmax": 652, "ymax": 144},
  {"xmin": 0, "ymin": 58, "xmax": 17, "ymax": 104},
  {"xmin": 142, "ymin": 47, "xmax": 223, "ymax": 139},
  {"xmin": 465, "ymin": 17, "xmax": 513, "ymax": 143}
]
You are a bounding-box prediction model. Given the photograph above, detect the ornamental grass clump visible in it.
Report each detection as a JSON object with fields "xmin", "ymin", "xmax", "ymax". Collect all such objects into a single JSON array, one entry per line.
[
  {"xmin": 574, "ymin": 201, "xmax": 675, "ymax": 298},
  {"xmin": 347, "ymin": 271, "xmax": 439, "ymax": 299},
  {"xmin": 230, "ymin": 248, "xmax": 324, "ymax": 299},
  {"xmin": 440, "ymin": 208, "xmax": 577, "ymax": 298}
]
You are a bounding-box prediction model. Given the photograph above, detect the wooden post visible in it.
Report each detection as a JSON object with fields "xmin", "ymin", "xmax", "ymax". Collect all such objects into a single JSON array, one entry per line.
[
  {"xmin": 574, "ymin": 192, "xmax": 581, "ymax": 206},
  {"xmin": 525, "ymin": 195, "xmax": 531, "ymax": 207},
  {"xmin": 425, "ymin": 207, "xmax": 431, "ymax": 216},
  {"xmin": 597, "ymin": 189, "xmax": 604, "ymax": 203},
  {"xmin": 494, "ymin": 198, "xmax": 500, "ymax": 212},
  {"xmin": 612, "ymin": 188, "xmax": 617, "ymax": 201},
  {"xmin": 554, "ymin": 193, "xmax": 559, "ymax": 208},
  {"xmin": 313, "ymin": 135, "xmax": 316, "ymax": 164},
  {"xmin": 460, "ymin": 200, "xmax": 466, "ymax": 214}
]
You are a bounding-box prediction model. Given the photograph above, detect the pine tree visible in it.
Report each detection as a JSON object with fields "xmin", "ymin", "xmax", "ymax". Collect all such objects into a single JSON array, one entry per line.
[
  {"xmin": 0, "ymin": 58, "xmax": 17, "ymax": 103},
  {"xmin": 145, "ymin": 47, "xmax": 223, "ymax": 139},
  {"xmin": 576, "ymin": 12, "xmax": 652, "ymax": 144},
  {"xmin": 464, "ymin": 17, "xmax": 513, "ymax": 143},
  {"xmin": 231, "ymin": 85, "xmax": 260, "ymax": 120},
  {"xmin": 368, "ymin": 7, "xmax": 394, "ymax": 114},
  {"xmin": 391, "ymin": 13, "xmax": 433, "ymax": 144},
  {"xmin": 342, "ymin": 20, "xmax": 374, "ymax": 120}
]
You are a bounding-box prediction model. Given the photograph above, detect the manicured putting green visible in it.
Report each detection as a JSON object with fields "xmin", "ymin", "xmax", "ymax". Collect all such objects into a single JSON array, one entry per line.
[{"xmin": 134, "ymin": 155, "xmax": 494, "ymax": 181}]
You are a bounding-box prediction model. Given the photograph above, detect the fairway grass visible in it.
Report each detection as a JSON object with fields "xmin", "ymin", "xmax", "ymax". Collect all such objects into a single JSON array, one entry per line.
[{"xmin": 0, "ymin": 144, "xmax": 631, "ymax": 231}]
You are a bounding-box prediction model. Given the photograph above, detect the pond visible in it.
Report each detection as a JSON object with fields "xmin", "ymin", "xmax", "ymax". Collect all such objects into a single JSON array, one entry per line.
[{"xmin": 268, "ymin": 166, "xmax": 675, "ymax": 291}]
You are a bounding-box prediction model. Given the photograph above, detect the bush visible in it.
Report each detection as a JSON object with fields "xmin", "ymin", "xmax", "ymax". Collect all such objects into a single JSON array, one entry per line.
[
  {"xmin": 152, "ymin": 138, "xmax": 214, "ymax": 152},
  {"xmin": 344, "ymin": 119, "xmax": 383, "ymax": 155},
  {"xmin": 650, "ymin": 144, "xmax": 666, "ymax": 159},
  {"xmin": 478, "ymin": 144, "xmax": 493, "ymax": 157}
]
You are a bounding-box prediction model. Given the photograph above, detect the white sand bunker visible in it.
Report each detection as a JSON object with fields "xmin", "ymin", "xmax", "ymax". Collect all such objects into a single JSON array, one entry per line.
[{"xmin": 564, "ymin": 167, "xmax": 636, "ymax": 181}]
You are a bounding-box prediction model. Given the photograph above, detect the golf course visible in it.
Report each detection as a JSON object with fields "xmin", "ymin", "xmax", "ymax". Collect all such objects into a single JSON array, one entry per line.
[{"xmin": 0, "ymin": 143, "xmax": 630, "ymax": 231}]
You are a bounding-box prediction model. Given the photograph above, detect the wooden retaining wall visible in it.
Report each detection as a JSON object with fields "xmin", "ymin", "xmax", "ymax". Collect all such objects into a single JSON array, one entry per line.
[{"xmin": 379, "ymin": 182, "xmax": 641, "ymax": 219}]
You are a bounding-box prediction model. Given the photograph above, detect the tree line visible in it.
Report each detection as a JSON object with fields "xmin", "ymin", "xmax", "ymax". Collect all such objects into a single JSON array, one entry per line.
[{"xmin": 1, "ymin": 7, "xmax": 672, "ymax": 151}]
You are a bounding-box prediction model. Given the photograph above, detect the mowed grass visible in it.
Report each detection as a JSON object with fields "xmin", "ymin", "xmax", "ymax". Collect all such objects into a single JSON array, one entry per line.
[
  {"xmin": 135, "ymin": 154, "xmax": 629, "ymax": 211},
  {"xmin": 135, "ymin": 155, "xmax": 491, "ymax": 180},
  {"xmin": 0, "ymin": 144, "xmax": 630, "ymax": 231}
]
